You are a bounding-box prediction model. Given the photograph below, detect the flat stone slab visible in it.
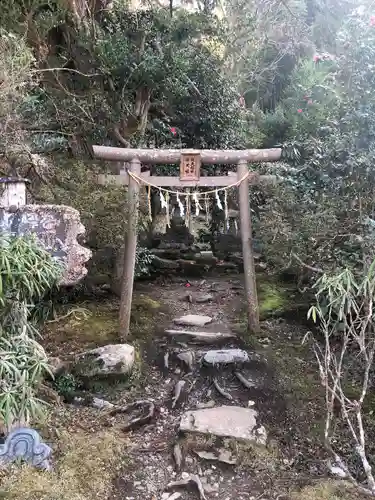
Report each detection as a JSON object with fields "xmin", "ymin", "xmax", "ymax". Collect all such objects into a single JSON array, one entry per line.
[
  {"xmin": 181, "ymin": 293, "xmax": 214, "ymax": 304},
  {"xmin": 165, "ymin": 330, "xmax": 235, "ymax": 345},
  {"xmin": 203, "ymin": 349, "xmax": 249, "ymax": 366},
  {"xmin": 194, "ymin": 449, "xmax": 237, "ymax": 465},
  {"xmin": 195, "ymin": 294, "xmax": 214, "ymax": 304},
  {"xmin": 180, "ymin": 406, "xmax": 267, "ymax": 444},
  {"xmin": 173, "ymin": 315, "xmax": 212, "ymax": 327},
  {"xmin": 152, "ymin": 256, "xmax": 179, "ymax": 269}
]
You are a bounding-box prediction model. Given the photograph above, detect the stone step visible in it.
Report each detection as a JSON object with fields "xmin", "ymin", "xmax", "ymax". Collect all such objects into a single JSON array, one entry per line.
[
  {"xmin": 173, "ymin": 315, "xmax": 212, "ymax": 327},
  {"xmin": 180, "ymin": 293, "xmax": 214, "ymax": 304},
  {"xmin": 165, "ymin": 329, "xmax": 235, "ymax": 345},
  {"xmin": 202, "ymin": 349, "xmax": 249, "ymax": 366},
  {"xmin": 179, "ymin": 405, "xmax": 267, "ymax": 445}
]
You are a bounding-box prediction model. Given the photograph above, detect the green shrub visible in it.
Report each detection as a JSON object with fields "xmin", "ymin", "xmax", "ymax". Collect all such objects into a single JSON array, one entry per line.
[
  {"xmin": 135, "ymin": 246, "xmax": 154, "ymax": 279},
  {"xmin": 0, "ymin": 235, "xmax": 62, "ymax": 431},
  {"xmin": 53, "ymin": 373, "xmax": 79, "ymax": 398},
  {"xmin": 308, "ymin": 262, "xmax": 375, "ymax": 494}
]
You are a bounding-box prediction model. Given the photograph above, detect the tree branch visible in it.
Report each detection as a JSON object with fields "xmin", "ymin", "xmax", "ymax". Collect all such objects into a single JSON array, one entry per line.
[
  {"xmin": 112, "ymin": 125, "xmax": 131, "ymax": 147},
  {"xmin": 291, "ymin": 252, "xmax": 324, "ymax": 274},
  {"xmin": 32, "ymin": 68, "xmax": 101, "ymax": 77}
]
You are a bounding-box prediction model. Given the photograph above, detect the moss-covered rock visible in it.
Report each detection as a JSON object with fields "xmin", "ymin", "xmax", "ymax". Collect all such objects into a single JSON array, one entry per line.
[
  {"xmin": 132, "ymin": 295, "xmax": 161, "ymax": 312},
  {"xmin": 73, "ymin": 344, "xmax": 135, "ymax": 379},
  {"xmin": 0, "ymin": 428, "xmax": 127, "ymax": 500},
  {"xmin": 44, "ymin": 306, "xmax": 120, "ymax": 352},
  {"xmin": 256, "ymin": 274, "xmax": 308, "ymax": 320}
]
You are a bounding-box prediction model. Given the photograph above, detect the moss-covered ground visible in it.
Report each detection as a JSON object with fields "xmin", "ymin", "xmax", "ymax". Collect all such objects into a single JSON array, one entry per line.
[{"xmin": 0, "ymin": 275, "xmax": 371, "ymax": 500}]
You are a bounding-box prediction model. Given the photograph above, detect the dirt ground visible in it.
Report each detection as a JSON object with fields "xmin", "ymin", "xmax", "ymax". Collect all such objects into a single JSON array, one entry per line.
[{"xmin": 0, "ymin": 274, "xmax": 369, "ymax": 500}]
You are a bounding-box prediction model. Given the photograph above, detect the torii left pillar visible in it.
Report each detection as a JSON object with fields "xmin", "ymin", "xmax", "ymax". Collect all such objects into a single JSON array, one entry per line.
[{"xmin": 119, "ymin": 159, "xmax": 141, "ymax": 338}]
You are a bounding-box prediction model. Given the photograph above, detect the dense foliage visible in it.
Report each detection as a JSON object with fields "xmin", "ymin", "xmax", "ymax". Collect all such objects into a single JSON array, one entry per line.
[
  {"xmin": 0, "ymin": 0, "xmax": 248, "ymax": 280},
  {"xmin": 244, "ymin": 2, "xmax": 375, "ymax": 279},
  {"xmin": 2, "ymin": 1, "xmax": 245, "ymax": 158},
  {"xmin": 0, "ymin": 236, "xmax": 62, "ymax": 432},
  {"xmin": 0, "ymin": 29, "xmax": 37, "ymax": 157},
  {"xmin": 1, "ymin": 0, "xmax": 375, "ymax": 281}
]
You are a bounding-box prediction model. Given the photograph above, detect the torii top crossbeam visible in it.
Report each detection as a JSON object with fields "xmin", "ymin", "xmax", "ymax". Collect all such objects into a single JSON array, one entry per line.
[{"xmin": 92, "ymin": 146, "xmax": 282, "ymax": 164}]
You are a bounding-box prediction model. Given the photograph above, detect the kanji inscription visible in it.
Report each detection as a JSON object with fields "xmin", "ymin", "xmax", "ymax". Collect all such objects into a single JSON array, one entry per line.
[{"xmin": 180, "ymin": 153, "xmax": 201, "ymax": 181}]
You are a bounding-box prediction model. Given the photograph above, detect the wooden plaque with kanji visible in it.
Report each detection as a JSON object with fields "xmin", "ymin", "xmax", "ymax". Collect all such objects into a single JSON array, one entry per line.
[{"xmin": 180, "ymin": 153, "xmax": 201, "ymax": 181}]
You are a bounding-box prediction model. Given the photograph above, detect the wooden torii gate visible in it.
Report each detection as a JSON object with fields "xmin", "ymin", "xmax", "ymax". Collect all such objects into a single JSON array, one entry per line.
[{"xmin": 93, "ymin": 145, "xmax": 282, "ymax": 338}]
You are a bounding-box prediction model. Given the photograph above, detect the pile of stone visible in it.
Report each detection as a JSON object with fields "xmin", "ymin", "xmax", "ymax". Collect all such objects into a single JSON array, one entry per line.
[
  {"xmin": 87, "ymin": 213, "xmax": 265, "ymax": 293},
  {"xmin": 149, "ymin": 219, "xmax": 247, "ymax": 276}
]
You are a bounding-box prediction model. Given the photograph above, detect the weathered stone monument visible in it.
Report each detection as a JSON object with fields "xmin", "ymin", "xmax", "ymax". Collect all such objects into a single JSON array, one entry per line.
[{"xmin": 0, "ymin": 177, "xmax": 92, "ymax": 285}]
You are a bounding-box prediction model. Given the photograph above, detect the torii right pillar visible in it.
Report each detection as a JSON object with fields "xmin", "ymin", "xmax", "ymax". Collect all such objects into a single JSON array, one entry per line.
[{"xmin": 237, "ymin": 160, "xmax": 259, "ymax": 333}]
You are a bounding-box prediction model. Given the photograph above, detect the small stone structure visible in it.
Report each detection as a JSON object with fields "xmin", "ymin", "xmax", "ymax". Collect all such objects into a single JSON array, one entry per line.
[
  {"xmin": 107, "ymin": 213, "xmax": 261, "ymax": 293},
  {"xmin": 203, "ymin": 349, "xmax": 250, "ymax": 366},
  {"xmin": 0, "ymin": 177, "xmax": 28, "ymax": 207},
  {"xmin": 0, "ymin": 427, "xmax": 52, "ymax": 471},
  {"xmin": 149, "ymin": 217, "xmax": 242, "ymax": 270}
]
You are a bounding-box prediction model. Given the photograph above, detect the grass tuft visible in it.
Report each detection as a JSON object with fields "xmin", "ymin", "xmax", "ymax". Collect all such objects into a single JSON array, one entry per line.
[
  {"xmin": 0, "ymin": 430, "xmax": 127, "ymax": 500},
  {"xmin": 290, "ymin": 480, "xmax": 364, "ymax": 500}
]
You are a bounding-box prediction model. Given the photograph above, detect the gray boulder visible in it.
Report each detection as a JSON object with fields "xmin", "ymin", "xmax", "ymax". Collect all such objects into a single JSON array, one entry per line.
[{"xmin": 74, "ymin": 343, "xmax": 135, "ymax": 378}]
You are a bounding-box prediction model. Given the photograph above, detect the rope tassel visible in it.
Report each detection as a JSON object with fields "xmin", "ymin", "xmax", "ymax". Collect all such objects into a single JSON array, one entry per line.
[
  {"xmin": 176, "ymin": 192, "xmax": 184, "ymax": 217},
  {"xmin": 193, "ymin": 192, "xmax": 203, "ymax": 216},
  {"xmin": 215, "ymin": 189, "xmax": 223, "ymax": 210},
  {"xmin": 165, "ymin": 192, "xmax": 170, "ymax": 227},
  {"xmin": 124, "ymin": 169, "xmax": 251, "ymax": 231},
  {"xmin": 224, "ymin": 189, "xmax": 229, "ymax": 230},
  {"xmin": 159, "ymin": 191, "xmax": 168, "ymax": 211},
  {"xmin": 204, "ymin": 193, "xmax": 210, "ymax": 223}
]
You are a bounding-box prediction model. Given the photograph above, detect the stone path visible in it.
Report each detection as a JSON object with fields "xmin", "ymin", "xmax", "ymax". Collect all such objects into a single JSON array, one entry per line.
[{"xmin": 115, "ymin": 277, "xmax": 278, "ymax": 500}]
